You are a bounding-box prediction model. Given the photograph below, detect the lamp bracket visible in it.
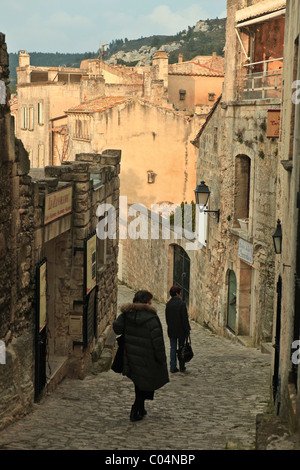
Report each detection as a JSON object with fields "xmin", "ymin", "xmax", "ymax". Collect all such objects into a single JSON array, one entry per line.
[{"xmin": 204, "ymin": 209, "xmax": 220, "ymax": 223}]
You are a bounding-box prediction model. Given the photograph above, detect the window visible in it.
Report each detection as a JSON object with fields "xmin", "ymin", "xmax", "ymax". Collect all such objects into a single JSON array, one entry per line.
[
  {"xmin": 38, "ymin": 102, "xmax": 44, "ymax": 125},
  {"xmin": 179, "ymin": 89, "xmax": 186, "ymax": 101},
  {"xmin": 28, "ymin": 106, "xmax": 34, "ymax": 130},
  {"xmin": 74, "ymin": 116, "xmax": 90, "ymax": 140},
  {"xmin": 21, "ymin": 107, "xmax": 28, "ymax": 129},
  {"xmin": 208, "ymin": 92, "xmax": 216, "ymax": 102},
  {"xmin": 234, "ymin": 155, "xmax": 251, "ymax": 228}
]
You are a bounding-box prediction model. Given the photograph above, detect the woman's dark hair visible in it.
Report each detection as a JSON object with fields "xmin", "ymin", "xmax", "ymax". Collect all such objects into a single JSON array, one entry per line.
[
  {"xmin": 169, "ymin": 285, "xmax": 181, "ymax": 297},
  {"xmin": 133, "ymin": 290, "xmax": 153, "ymax": 304}
]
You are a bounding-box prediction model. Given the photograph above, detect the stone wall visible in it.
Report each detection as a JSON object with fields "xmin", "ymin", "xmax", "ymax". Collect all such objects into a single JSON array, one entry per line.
[
  {"xmin": 33, "ymin": 151, "xmax": 121, "ymax": 379},
  {"xmin": 188, "ymin": 0, "xmax": 283, "ymax": 345},
  {"xmin": 120, "ymin": 208, "xmax": 197, "ymax": 306},
  {"xmin": 272, "ymin": 0, "xmax": 300, "ymax": 431},
  {"xmin": 0, "ymin": 33, "xmax": 35, "ymax": 430},
  {"xmin": 1, "ymin": 33, "xmax": 121, "ymax": 427}
]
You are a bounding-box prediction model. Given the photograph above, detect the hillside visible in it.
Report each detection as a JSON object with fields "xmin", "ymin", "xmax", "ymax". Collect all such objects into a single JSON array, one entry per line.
[{"xmin": 8, "ymin": 17, "xmax": 226, "ymax": 91}]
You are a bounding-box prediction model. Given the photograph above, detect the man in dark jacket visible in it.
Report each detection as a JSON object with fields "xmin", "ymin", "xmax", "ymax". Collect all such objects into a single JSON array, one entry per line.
[
  {"xmin": 113, "ymin": 290, "xmax": 169, "ymax": 422},
  {"xmin": 165, "ymin": 285, "xmax": 191, "ymax": 373}
]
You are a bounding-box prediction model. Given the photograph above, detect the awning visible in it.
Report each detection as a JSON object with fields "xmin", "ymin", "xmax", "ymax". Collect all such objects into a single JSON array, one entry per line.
[{"xmin": 236, "ymin": 0, "xmax": 286, "ymax": 27}]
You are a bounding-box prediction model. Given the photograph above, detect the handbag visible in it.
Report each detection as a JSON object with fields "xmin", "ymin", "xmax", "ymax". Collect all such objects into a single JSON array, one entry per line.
[
  {"xmin": 178, "ymin": 335, "xmax": 194, "ymax": 363},
  {"xmin": 111, "ymin": 334, "xmax": 125, "ymax": 373}
]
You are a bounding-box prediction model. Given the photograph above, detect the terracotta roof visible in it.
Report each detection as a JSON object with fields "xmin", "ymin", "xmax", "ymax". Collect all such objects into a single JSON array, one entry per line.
[
  {"xmin": 169, "ymin": 63, "xmax": 224, "ymax": 77},
  {"xmin": 67, "ymin": 96, "xmax": 130, "ymax": 114}
]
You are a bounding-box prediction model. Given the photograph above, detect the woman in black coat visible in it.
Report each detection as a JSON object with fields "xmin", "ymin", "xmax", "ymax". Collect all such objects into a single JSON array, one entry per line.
[{"xmin": 113, "ymin": 290, "xmax": 169, "ymax": 422}]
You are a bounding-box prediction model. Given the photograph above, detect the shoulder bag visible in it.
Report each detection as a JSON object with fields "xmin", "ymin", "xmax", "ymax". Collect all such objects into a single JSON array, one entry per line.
[{"xmin": 178, "ymin": 335, "xmax": 194, "ymax": 363}]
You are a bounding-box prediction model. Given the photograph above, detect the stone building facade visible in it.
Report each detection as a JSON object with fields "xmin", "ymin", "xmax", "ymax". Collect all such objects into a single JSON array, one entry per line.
[
  {"xmin": 0, "ymin": 32, "xmax": 121, "ymax": 430},
  {"xmin": 121, "ymin": 0, "xmax": 285, "ymax": 348},
  {"xmin": 31, "ymin": 151, "xmax": 120, "ymax": 388},
  {"xmin": 271, "ymin": 0, "xmax": 300, "ymax": 434},
  {"xmin": 191, "ymin": 0, "xmax": 284, "ymax": 346},
  {"xmin": 15, "ymin": 51, "xmax": 106, "ymax": 168}
]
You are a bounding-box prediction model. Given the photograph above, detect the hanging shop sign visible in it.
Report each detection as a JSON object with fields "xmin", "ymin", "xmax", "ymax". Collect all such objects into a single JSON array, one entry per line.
[
  {"xmin": 84, "ymin": 232, "xmax": 97, "ymax": 296},
  {"xmin": 238, "ymin": 239, "xmax": 253, "ymax": 265},
  {"xmin": 44, "ymin": 186, "xmax": 72, "ymax": 225},
  {"xmin": 267, "ymin": 109, "xmax": 281, "ymax": 138}
]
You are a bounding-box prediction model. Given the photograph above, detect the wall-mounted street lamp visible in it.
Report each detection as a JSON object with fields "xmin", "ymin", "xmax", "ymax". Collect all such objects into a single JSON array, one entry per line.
[
  {"xmin": 147, "ymin": 170, "xmax": 156, "ymax": 184},
  {"xmin": 272, "ymin": 219, "xmax": 282, "ymax": 254},
  {"xmin": 194, "ymin": 181, "xmax": 220, "ymax": 222}
]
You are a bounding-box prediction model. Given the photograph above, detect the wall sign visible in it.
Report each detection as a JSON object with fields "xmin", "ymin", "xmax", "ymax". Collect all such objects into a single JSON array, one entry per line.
[
  {"xmin": 267, "ymin": 109, "xmax": 281, "ymax": 138},
  {"xmin": 238, "ymin": 239, "xmax": 253, "ymax": 264},
  {"xmin": 84, "ymin": 232, "xmax": 97, "ymax": 296},
  {"xmin": 37, "ymin": 259, "xmax": 47, "ymax": 332},
  {"xmin": 44, "ymin": 186, "xmax": 72, "ymax": 225}
]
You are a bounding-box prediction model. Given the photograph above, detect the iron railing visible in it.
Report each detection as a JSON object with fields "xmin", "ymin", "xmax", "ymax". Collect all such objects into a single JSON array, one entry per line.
[{"xmin": 241, "ymin": 57, "xmax": 283, "ymax": 100}]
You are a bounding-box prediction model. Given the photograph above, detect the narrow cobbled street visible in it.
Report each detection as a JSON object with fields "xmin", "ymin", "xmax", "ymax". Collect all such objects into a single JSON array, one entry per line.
[{"xmin": 0, "ymin": 284, "xmax": 271, "ymax": 451}]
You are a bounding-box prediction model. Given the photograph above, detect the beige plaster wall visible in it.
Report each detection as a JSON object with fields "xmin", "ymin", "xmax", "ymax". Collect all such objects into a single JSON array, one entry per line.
[
  {"xmin": 68, "ymin": 99, "xmax": 204, "ymax": 208},
  {"xmin": 168, "ymin": 75, "xmax": 224, "ymax": 111},
  {"xmin": 16, "ymin": 83, "xmax": 82, "ymax": 167}
]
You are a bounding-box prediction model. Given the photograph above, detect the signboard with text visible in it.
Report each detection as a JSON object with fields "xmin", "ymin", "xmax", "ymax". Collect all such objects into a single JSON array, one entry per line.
[
  {"xmin": 238, "ymin": 239, "xmax": 253, "ymax": 265},
  {"xmin": 44, "ymin": 186, "xmax": 72, "ymax": 225},
  {"xmin": 38, "ymin": 259, "xmax": 47, "ymax": 332},
  {"xmin": 84, "ymin": 232, "xmax": 97, "ymax": 296},
  {"xmin": 267, "ymin": 109, "xmax": 281, "ymax": 138}
]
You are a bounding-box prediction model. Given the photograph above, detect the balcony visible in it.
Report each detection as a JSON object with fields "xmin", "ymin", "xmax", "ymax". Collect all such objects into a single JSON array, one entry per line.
[{"xmin": 241, "ymin": 58, "xmax": 283, "ymax": 101}]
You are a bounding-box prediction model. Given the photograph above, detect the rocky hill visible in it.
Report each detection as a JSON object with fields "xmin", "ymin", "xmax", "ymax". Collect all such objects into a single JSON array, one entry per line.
[{"xmin": 105, "ymin": 18, "xmax": 226, "ymax": 66}]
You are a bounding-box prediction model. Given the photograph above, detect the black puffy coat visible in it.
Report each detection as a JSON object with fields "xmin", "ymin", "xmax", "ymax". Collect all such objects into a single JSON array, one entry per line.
[
  {"xmin": 113, "ymin": 303, "xmax": 169, "ymax": 392},
  {"xmin": 165, "ymin": 296, "xmax": 191, "ymax": 338}
]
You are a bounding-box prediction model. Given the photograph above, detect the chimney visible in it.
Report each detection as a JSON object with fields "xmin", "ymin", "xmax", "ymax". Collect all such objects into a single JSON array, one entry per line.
[
  {"xmin": 178, "ymin": 53, "xmax": 183, "ymax": 63},
  {"xmin": 18, "ymin": 50, "xmax": 30, "ymax": 67}
]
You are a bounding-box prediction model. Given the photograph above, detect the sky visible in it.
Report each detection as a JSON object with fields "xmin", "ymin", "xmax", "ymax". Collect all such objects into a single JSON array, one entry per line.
[{"xmin": 0, "ymin": 0, "xmax": 227, "ymax": 54}]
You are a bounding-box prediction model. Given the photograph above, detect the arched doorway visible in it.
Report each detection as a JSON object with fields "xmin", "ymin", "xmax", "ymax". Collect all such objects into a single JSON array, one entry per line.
[
  {"xmin": 173, "ymin": 245, "xmax": 190, "ymax": 306},
  {"xmin": 227, "ymin": 270, "xmax": 237, "ymax": 333}
]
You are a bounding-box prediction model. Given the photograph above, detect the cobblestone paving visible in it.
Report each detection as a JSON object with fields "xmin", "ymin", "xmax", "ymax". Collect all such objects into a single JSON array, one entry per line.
[{"xmin": 0, "ymin": 284, "xmax": 271, "ymax": 451}]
